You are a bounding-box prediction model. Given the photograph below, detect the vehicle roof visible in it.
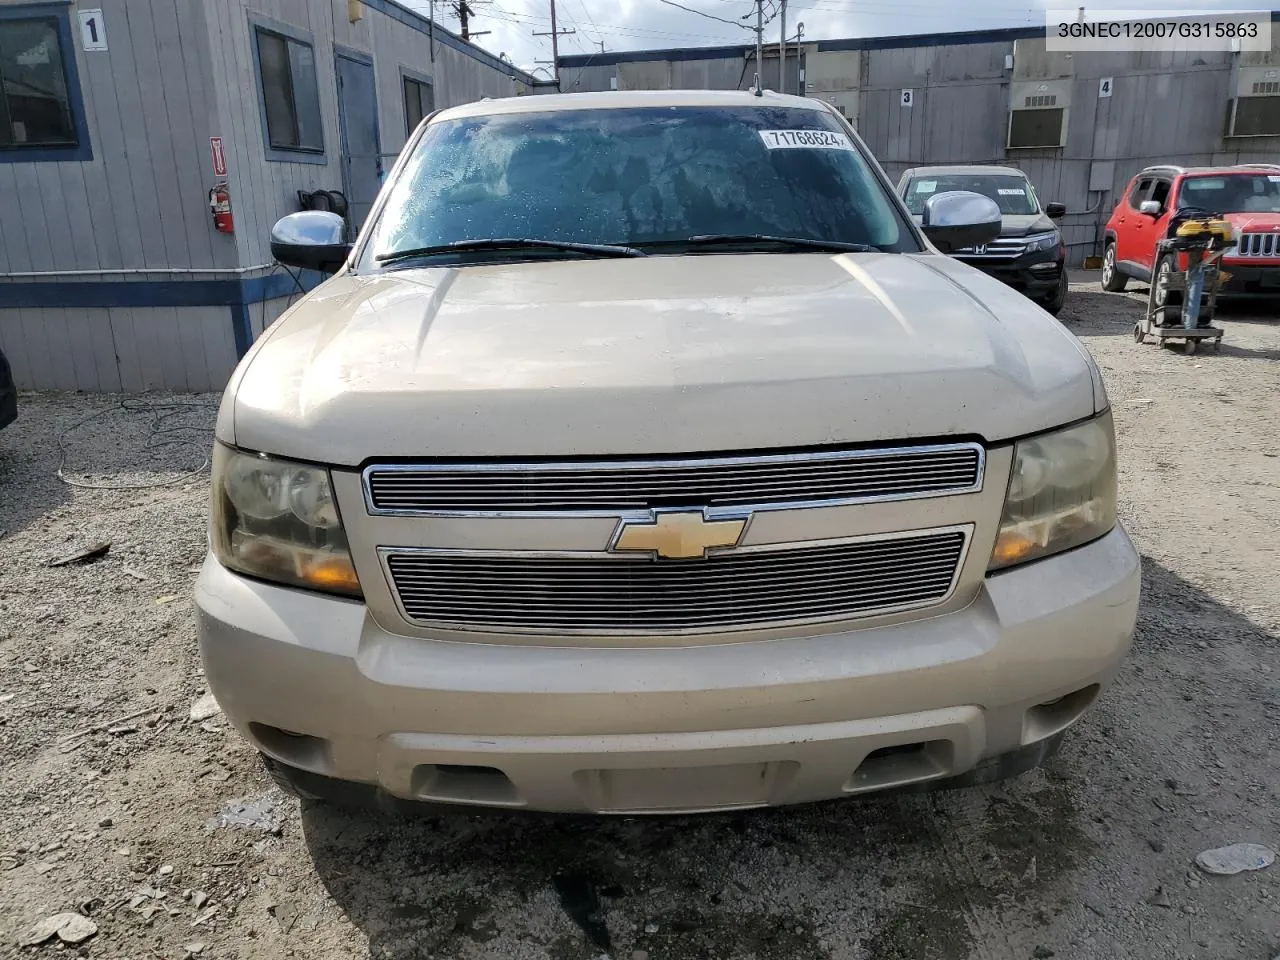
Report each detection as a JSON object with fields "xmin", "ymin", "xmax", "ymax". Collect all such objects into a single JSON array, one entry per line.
[
  {"xmin": 900, "ymin": 164, "xmax": 1029, "ymax": 179},
  {"xmin": 1138, "ymin": 163, "xmax": 1280, "ymax": 178},
  {"xmin": 434, "ymin": 89, "xmax": 827, "ymax": 121}
]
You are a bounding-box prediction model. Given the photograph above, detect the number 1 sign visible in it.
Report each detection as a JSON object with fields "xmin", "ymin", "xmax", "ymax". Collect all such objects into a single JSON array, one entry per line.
[{"xmin": 78, "ymin": 10, "xmax": 108, "ymax": 52}]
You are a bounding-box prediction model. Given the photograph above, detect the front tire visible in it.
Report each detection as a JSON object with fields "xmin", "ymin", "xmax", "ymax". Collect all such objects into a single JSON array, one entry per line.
[
  {"xmin": 1101, "ymin": 242, "xmax": 1127, "ymax": 292},
  {"xmin": 1042, "ymin": 270, "xmax": 1068, "ymax": 316}
]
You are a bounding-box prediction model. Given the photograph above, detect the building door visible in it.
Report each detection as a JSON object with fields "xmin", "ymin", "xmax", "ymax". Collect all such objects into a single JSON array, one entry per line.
[{"xmin": 335, "ymin": 51, "xmax": 382, "ymax": 232}]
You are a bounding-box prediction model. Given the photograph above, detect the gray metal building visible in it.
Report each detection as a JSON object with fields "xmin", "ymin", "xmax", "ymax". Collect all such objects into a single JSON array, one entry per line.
[
  {"xmin": 0, "ymin": 0, "xmax": 537, "ymax": 392},
  {"xmin": 560, "ymin": 18, "xmax": 1280, "ymax": 264}
]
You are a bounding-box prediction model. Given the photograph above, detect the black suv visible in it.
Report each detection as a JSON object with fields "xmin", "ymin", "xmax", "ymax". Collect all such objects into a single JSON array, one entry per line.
[{"xmin": 898, "ymin": 164, "xmax": 1068, "ymax": 315}]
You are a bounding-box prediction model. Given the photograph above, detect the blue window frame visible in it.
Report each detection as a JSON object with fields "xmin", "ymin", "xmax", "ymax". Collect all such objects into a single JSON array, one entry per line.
[
  {"xmin": 247, "ymin": 13, "xmax": 326, "ymax": 164},
  {"xmin": 0, "ymin": 3, "xmax": 92, "ymax": 163}
]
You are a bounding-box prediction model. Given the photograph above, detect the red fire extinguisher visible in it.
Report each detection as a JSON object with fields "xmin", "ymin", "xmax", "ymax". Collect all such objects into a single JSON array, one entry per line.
[{"xmin": 209, "ymin": 183, "xmax": 234, "ymax": 234}]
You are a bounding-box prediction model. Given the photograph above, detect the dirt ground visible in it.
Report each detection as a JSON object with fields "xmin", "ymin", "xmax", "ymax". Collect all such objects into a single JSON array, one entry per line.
[{"xmin": 1, "ymin": 274, "xmax": 1278, "ymax": 960}]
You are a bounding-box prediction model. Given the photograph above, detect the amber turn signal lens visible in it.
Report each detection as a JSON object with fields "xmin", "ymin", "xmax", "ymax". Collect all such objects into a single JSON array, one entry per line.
[
  {"xmin": 990, "ymin": 531, "xmax": 1037, "ymax": 568},
  {"xmin": 300, "ymin": 556, "xmax": 362, "ymax": 594}
]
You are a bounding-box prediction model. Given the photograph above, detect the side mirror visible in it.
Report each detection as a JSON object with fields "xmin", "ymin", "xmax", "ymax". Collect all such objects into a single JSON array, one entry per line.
[
  {"xmin": 1139, "ymin": 200, "xmax": 1162, "ymax": 217},
  {"xmin": 1045, "ymin": 201, "xmax": 1067, "ymax": 220},
  {"xmin": 270, "ymin": 211, "xmax": 352, "ymax": 274},
  {"xmin": 921, "ymin": 191, "xmax": 1002, "ymax": 254}
]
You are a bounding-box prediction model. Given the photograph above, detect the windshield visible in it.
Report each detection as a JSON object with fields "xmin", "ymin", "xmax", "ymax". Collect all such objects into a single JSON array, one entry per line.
[
  {"xmin": 364, "ymin": 106, "xmax": 915, "ymax": 266},
  {"xmin": 1178, "ymin": 174, "xmax": 1280, "ymax": 214},
  {"xmin": 903, "ymin": 173, "xmax": 1040, "ymax": 216}
]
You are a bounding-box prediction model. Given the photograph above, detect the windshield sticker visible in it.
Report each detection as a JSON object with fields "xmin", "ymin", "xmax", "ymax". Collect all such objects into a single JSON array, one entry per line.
[
  {"xmin": 1270, "ymin": 176, "xmax": 1280, "ymax": 183},
  {"xmin": 758, "ymin": 129, "xmax": 854, "ymax": 151},
  {"xmin": 914, "ymin": 180, "xmax": 938, "ymax": 193},
  {"xmin": 998, "ymin": 188, "xmax": 1027, "ymax": 196}
]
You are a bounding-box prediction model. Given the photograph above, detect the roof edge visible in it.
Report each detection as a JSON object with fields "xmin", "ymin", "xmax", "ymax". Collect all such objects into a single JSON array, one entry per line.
[
  {"xmin": 362, "ymin": 0, "xmax": 538, "ymax": 84},
  {"xmin": 558, "ymin": 13, "xmax": 1280, "ymax": 69}
]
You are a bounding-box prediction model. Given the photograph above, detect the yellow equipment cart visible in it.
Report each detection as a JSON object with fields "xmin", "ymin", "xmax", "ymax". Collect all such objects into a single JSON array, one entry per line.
[{"xmin": 1134, "ymin": 217, "xmax": 1233, "ymax": 356}]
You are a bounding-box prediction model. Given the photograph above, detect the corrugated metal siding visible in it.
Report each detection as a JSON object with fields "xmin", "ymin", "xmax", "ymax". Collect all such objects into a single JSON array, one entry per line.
[
  {"xmin": 0, "ymin": 0, "xmax": 534, "ymax": 393},
  {"xmin": 201, "ymin": 0, "xmax": 535, "ymax": 268},
  {"xmin": 203, "ymin": 0, "xmax": 346, "ymax": 270},
  {"xmin": 0, "ymin": 306, "xmax": 238, "ymax": 392},
  {"xmin": 559, "ymin": 63, "xmax": 616, "ymax": 93},
  {"xmin": 0, "ymin": 0, "xmax": 232, "ymax": 272}
]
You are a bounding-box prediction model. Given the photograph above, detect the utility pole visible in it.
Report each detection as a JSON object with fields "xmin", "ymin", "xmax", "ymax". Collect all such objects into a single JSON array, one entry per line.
[
  {"xmin": 779, "ymin": 0, "xmax": 786, "ymax": 94},
  {"xmin": 754, "ymin": 0, "xmax": 763, "ymax": 94},
  {"xmin": 532, "ymin": 0, "xmax": 574, "ymax": 85},
  {"xmin": 451, "ymin": 1, "xmax": 491, "ymax": 39}
]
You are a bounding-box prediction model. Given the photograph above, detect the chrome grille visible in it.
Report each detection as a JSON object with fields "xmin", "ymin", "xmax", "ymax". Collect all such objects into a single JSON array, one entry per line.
[
  {"xmin": 383, "ymin": 529, "xmax": 970, "ymax": 634},
  {"xmin": 364, "ymin": 444, "xmax": 983, "ymax": 515},
  {"xmin": 1235, "ymin": 232, "xmax": 1280, "ymax": 259},
  {"xmin": 954, "ymin": 237, "xmax": 1027, "ymax": 260}
]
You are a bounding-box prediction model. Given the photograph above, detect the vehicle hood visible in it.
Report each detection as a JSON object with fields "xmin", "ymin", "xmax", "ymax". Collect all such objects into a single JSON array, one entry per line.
[
  {"xmin": 908, "ymin": 213, "xmax": 1056, "ymax": 237},
  {"xmin": 997, "ymin": 213, "xmax": 1057, "ymax": 237},
  {"xmin": 1221, "ymin": 211, "xmax": 1280, "ymax": 233},
  {"xmin": 223, "ymin": 253, "xmax": 1100, "ymax": 463}
]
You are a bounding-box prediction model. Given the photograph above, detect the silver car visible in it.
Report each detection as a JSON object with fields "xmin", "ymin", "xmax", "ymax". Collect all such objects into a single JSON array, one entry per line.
[{"xmin": 196, "ymin": 91, "xmax": 1139, "ymax": 815}]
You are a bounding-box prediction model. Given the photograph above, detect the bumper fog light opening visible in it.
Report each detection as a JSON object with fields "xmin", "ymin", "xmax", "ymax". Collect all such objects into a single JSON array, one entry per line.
[{"xmin": 1022, "ymin": 684, "xmax": 1100, "ymax": 744}]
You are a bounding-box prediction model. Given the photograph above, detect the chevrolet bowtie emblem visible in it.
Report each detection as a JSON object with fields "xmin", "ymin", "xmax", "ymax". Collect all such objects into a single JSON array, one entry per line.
[{"xmin": 610, "ymin": 510, "xmax": 747, "ymax": 560}]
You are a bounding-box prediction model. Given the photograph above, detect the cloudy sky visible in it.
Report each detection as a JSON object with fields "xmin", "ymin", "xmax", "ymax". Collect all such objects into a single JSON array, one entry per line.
[{"xmin": 399, "ymin": 0, "xmax": 1245, "ymax": 73}]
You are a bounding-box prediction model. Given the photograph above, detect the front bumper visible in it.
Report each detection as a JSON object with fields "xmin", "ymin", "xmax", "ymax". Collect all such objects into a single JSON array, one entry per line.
[
  {"xmin": 1218, "ymin": 261, "xmax": 1280, "ymax": 298},
  {"xmin": 954, "ymin": 250, "xmax": 1064, "ymax": 295},
  {"xmin": 196, "ymin": 526, "xmax": 1140, "ymax": 814}
]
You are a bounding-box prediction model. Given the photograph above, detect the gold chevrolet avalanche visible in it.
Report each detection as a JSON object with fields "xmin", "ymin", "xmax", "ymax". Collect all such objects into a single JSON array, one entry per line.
[{"xmin": 196, "ymin": 91, "xmax": 1140, "ymax": 815}]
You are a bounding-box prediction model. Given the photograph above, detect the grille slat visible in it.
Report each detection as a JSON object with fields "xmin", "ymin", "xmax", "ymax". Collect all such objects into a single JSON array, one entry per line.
[
  {"xmin": 1235, "ymin": 232, "xmax": 1280, "ymax": 259},
  {"xmin": 388, "ymin": 541, "xmax": 963, "ymax": 575},
  {"xmin": 389, "ymin": 563, "xmax": 962, "ymax": 596},
  {"xmin": 396, "ymin": 580, "xmax": 958, "ymax": 611},
  {"xmin": 385, "ymin": 530, "xmax": 967, "ymax": 634},
  {"xmin": 366, "ymin": 445, "xmax": 982, "ymax": 514}
]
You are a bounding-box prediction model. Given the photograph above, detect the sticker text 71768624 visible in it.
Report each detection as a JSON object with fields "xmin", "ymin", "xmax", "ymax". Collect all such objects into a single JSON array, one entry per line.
[{"xmin": 758, "ymin": 130, "xmax": 854, "ymax": 151}]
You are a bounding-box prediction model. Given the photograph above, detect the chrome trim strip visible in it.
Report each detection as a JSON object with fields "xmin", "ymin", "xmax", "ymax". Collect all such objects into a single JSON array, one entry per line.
[
  {"xmin": 360, "ymin": 442, "xmax": 986, "ymax": 518},
  {"xmin": 376, "ymin": 524, "xmax": 974, "ymax": 636}
]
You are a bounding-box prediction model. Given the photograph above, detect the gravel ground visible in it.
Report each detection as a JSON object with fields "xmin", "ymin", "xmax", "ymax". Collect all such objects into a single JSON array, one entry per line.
[{"xmin": 1, "ymin": 275, "xmax": 1278, "ymax": 960}]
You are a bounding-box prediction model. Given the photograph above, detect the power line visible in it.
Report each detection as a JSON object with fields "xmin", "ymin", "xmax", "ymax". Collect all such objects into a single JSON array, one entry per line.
[
  {"xmin": 653, "ymin": 0, "xmax": 755, "ymax": 30},
  {"xmin": 572, "ymin": 0, "xmax": 605, "ymax": 49},
  {"xmin": 485, "ymin": 6, "xmax": 744, "ymax": 42}
]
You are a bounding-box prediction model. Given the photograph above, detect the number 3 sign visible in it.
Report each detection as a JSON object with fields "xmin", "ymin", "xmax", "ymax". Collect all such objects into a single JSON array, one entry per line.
[{"xmin": 78, "ymin": 9, "xmax": 108, "ymax": 52}]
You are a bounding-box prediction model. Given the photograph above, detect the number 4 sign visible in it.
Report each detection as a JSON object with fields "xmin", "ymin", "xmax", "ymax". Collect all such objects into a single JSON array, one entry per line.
[
  {"xmin": 1099, "ymin": 77, "xmax": 1114, "ymax": 98},
  {"xmin": 78, "ymin": 9, "xmax": 108, "ymax": 51}
]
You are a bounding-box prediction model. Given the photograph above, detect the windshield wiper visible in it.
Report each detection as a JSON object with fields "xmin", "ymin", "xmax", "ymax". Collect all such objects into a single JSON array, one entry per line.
[
  {"xmin": 670, "ymin": 234, "xmax": 878, "ymax": 253},
  {"xmin": 375, "ymin": 238, "xmax": 647, "ymax": 265}
]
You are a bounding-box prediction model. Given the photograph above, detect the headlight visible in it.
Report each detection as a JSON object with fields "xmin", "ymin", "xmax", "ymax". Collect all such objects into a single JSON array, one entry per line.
[
  {"xmin": 211, "ymin": 444, "xmax": 362, "ymax": 597},
  {"xmin": 989, "ymin": 412, "xmax": 1117, "ymax": 572},
  {"xmin": 1024, "ymin": 231, "xmax": 1060, "ymax": 254}
]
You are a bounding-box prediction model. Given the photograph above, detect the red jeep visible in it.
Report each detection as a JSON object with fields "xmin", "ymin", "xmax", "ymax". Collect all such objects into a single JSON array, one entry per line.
[{"xmin": 1102, "ymin": 164, "xmax": 1280, "ymax": 304}]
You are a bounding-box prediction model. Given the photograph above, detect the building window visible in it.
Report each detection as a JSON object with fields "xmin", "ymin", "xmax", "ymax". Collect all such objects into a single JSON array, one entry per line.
[
  {"xmin": 254, "ymin": 25, "xmax": 323, "ymax": 154},
  {"xmin": 403, "ymin": 74, "xmax": 433, "ymax": 135},
  {"xmin": 1008, "ymin": 108, "xmax": 1065, "ymax": 149},
  {"xmin": 0, "ymin": 11, "xmax": 88, "ymax": 160},
  {"xmin": 1229, "ymin": 97, "xmax": 1280, "ymax": 137}
]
